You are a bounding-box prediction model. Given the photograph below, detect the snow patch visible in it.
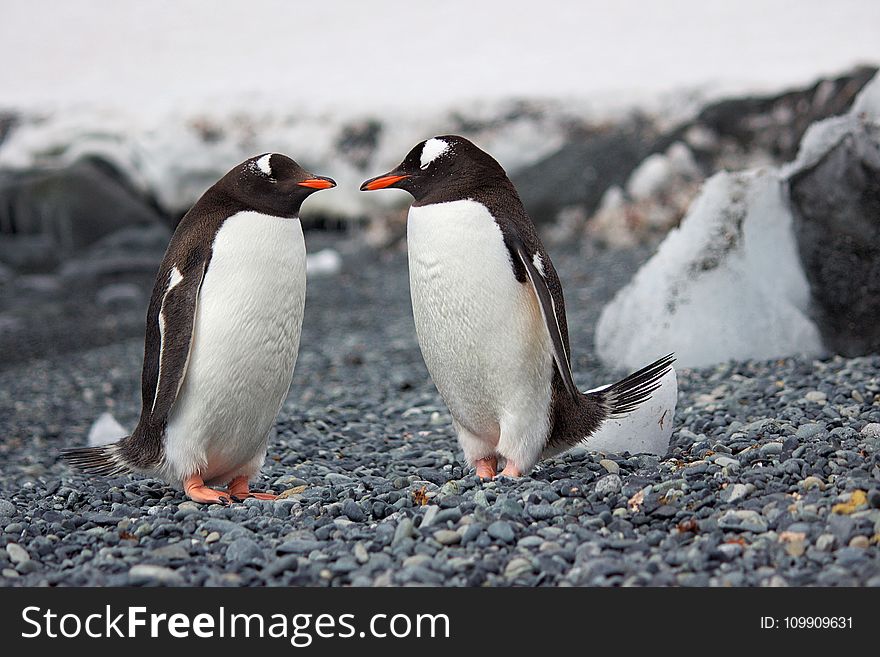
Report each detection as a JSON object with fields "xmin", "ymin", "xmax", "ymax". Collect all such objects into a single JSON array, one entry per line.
[
  {"xmin": 306, "ymin": 249, "xmax": 342, "ymax": 277},
  {"xmin": 596, "ymin": 169, "xmax": 823, "ymax": 369},
  {"xmin": 88, "ymin": 412, "xmax": 127, "ymax": 447}
]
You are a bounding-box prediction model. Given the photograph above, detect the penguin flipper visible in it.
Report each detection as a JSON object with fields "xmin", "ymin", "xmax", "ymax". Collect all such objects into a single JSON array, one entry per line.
[
  {"xmin": 507, "ymin": 234, "xmax": 579, "ymax": 400},
  {"xmin": 147, "ymin": 259, "xmax": 207, "ymax": 427}
]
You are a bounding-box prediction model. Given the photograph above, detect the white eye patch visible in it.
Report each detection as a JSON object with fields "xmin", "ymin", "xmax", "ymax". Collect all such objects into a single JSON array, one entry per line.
[
  {"xmin": 420, "ymin": 138, "xmax": 450, "ymax": 169},
  {"xmin": 256, "ymin": 153, "xmax": 273, "ymax": 177}
]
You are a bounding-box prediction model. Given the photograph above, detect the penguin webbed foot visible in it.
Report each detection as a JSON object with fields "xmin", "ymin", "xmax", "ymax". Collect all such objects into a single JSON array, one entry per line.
[
  {"xmin": 227, "ymin": 476, "xmax": 277, "ymax": 501},
  {"xmin": 183, "ymin": 475, "xmax": 231, "ymax": 505},
  {"xmin": 474, "ymin": 456, "xmax": 498, "ymax": 480}
]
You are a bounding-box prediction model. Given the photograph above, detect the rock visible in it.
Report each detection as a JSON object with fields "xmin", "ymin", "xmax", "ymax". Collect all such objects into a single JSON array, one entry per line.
[
  {"xmin": 5, "ymin": 543, "xmax": 29, "ymax": 564},
  {"xmin": 804, "ymin": 390, "xmax": 827, "ymax": 404},
  {"xmin": 599, "ymin": 459, "xmax": 620, "ymax": 474},
  {"xmin": 0, "ymin": 500, "xmax": 16, "ymax": 516},
  {"xmin": 594, "ymin": 474, "xmax": 622, "ymax": 497},
  {"xmin": 796, "ymin": 423, "xmax": 825, "ymax": 439},
  {"xmin": 342, "ymin": 499, "xmax": 366, "ymax": 523},
  {"xmin": 225, "ymin": 537, "xmax": 264, "ymax": 563},
  {"xmin": 504, "ymin": 557, "xmax": 533, "ymax": 579},
  {"xmin": 149, "ymin": 543, "xmax": 190, "ymax": 561},
  {"xmin": 789, "ymin": 117, "xmax": 880, "ymax": 356},
  {"xmin": 433, "ymin": 530, "xmax": 461, "ymax": 546},
  {"xmin": 129, "ymin": 564, "xmax": 183, "ymax": 586},
  {"xmin": 0, "ymin": 159, "xmax": 164, "ymax": 271},
  {"xmin": 511, "ymin": 120, "xmax": 656, "ymax": 224},
  {"xmin": 800, "ymin": 476, "xmax": 826, "ymax": 491},
  {"xmin": 816, "ymin": 534, "xmax": 836, "ymax": 551},
  {"xmin": 861, "ymin": 423, "xmax": 880, "ymax": 440},
  {"xmin": 718, "ymin": 509, "xmax": 768, "ymax": 532},
  {"xmin": 392, "ymin": 518, "xmax": 414, "ymax": 546},
  {"xmin": 721, "ymin": 483, "xmax": 754, "ymax": 503},
  {"xmin": 849, "ymin": 535, "xmax": 870, "ymax": 548},
  {"xmin": 487, "ymin": 521, "xmax": 515, "ymax": 544}
]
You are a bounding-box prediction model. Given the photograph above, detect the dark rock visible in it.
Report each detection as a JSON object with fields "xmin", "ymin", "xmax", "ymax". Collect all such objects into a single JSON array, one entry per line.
[
  {"xmin": 789, "ymin": 123, "xmax": 880, "ymax": 356},
  {"xmin": 0, "ymin": 159, "xmax": 165, "ymax": 271},
  {"xmin": 511, "ymin": 118, "xmax": 657, "ymax": 223}
]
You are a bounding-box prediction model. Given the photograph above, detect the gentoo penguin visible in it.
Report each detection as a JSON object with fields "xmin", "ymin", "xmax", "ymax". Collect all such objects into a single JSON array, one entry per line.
[
  {"xmin": 63, "ymin": 154, "xmax": 335, "ymax": 503},
  {"xmin": 361, "ymin": 135, "xmax": 676, "ymax": 479}
]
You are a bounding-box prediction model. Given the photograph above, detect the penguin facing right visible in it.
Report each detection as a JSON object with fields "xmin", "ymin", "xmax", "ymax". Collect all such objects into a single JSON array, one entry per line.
[
  {"xmin": 64, "ymin": 154, "xmax": 336, "ymax": 503},
  {"xmin": 361, "ymin": 135, "xmax": 677, "ymax": 479}
]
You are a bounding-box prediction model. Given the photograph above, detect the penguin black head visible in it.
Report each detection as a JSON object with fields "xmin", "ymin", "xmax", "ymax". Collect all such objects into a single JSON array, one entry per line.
[
  {"xmin": 360, "ymin": 135, "xmax": 507, "ymax": 204},
  {"xmin": 219, "ymin": 153, "xmax": 336, "ymax": 218}
]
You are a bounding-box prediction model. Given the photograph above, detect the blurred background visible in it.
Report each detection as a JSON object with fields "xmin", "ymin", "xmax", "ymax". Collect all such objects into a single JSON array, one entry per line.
[{"xmin": 0, "ymin": 0, "xmax": 878, "ymax": 369}]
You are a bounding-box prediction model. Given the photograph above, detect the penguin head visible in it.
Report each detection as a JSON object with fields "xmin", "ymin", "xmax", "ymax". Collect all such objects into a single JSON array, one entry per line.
[
  {"xmin": 360, "ymin": 135, "xmax": 507, "ymax": 203},
  {"xmin": 223, "ymin": 153, "xmax": 336, "ymax": 217}
]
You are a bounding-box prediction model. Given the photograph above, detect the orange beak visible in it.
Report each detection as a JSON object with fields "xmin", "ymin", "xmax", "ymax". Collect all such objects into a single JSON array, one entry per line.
[
  {"xmin": 298, "ymin": 176, "xmax": 336, "ymax": 190},
  {"xmin": 360, "ymin": 173, "xmax": 409, "ymax": 191}
]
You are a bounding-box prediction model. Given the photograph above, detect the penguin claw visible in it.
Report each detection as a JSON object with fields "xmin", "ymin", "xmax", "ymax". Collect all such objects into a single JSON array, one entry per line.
[{"xmin": 183, "ymin": 475, "xmax": 232, "ymax": 505}]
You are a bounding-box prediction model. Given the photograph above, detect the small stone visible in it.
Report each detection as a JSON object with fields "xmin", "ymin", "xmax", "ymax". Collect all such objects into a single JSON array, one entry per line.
[
  {"xmin": 342, "ymin": 499, "xmax": 366, "ymax": 522},
  {"xmin": 504, "ymin": 557, "xmax": 533, "ymax": 579},
  {"xmin": 599, "ymin": 459, "xmax": 620, "ymax": 475},
  {"xmin": 860, "ymin": 423, "xmax": 880, "ymax": 440},
  {"xmin": 796, "ymin": 423, "xmax": 825, "ymax": 439},
  {"xmin": 714, "ymin": 456, "xmax": 740, "ymax": 470},
  {"xmin": 354, "ymin": 542, "xmax": 369, "ymax": 564},
  {"xmin": 225, "ymin": 537, "xmax": 264, "ymax": 563},
  {"xmin": 0, "ymin": 500, "xmax": 16, "ymax": 516},
  {"xmin": 721, "ymin": 483, "xmax": 754, "ymax": 503},
  {"xmin": 420, "ymin": 505, "xmax": 440, "ymax": 529},
  {"xmin": 205, "ymin": 532, "xmax": 220, "ymax": 544},
  {"xmin": 2, "ymin": 569, "xmax": 19, "ymax": 578},
  {"xmin": 804, "ymin": 391, "xmax": 827, "ymax": 404},
  {"xmin": 129, "ymin": 564, "xmax": 183, "ymax": 585},
  {"xmin": 718, "ymin": 509, "xmax": 767, "ymax": 532},
  {"xmin": 487, "ymin": 521, "xmax": 515, "ymax": 543},
  {"xmin": 800, "ymin": 476, "xmax": 825, "ymax": 491},
  {"xmin": 849, "ymin": 535, "xmax": 870, "ymax": 549},
  {"xmin": 392, "ymin": 518, "xmax": 414, "ymax": 546},
  {"xmin": 594, "ymin": 474, "xmax": 622, "ymax": 497},
  {"xmin": 868, "ymin": 489, "xmax": 880, "ymax": 509},
  {"xmin": 816, "ymin": 534, "xmax": 836, "ymax": 551},
  {"xmin": 5, "ymin": 543, "xmax": 29, "ymax": 565},
  {"xmin": 433, "ymin": 530, "xmax": 461, "ymax": 545}
]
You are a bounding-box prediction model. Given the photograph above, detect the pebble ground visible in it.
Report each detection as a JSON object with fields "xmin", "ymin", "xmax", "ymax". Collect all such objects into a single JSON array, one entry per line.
[{"xmin": 1, "ymin": 241, "xmax": 878, "ymax": 586}]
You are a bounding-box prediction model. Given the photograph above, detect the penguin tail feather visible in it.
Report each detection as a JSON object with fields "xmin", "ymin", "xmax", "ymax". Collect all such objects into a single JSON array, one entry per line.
[
  {"xmin": 62, "ymin": 442, "xmax": 132, "ymax": 477},
  {"xmin": 589, "ymin": 353, "xmax": 676, "ymax": 419}
]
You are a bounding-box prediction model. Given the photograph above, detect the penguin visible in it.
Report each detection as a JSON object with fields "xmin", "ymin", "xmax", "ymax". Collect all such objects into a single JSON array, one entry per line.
[
  {"xmin": 361, "ymin": 135, "xmax": 676, "ymax": 479},
  {"xmin": 63, "ymin": 154, "xmax": 336, "ymax": 503}
]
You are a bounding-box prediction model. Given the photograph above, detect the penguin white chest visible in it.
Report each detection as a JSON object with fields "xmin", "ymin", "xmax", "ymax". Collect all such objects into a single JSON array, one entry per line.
[
  {"xmin": 164, "ymin": 211, "xmax": 306, "ymax": 484},
  {"xmin": 407, "ymin": 200, "xmax": 553, "ymax": 441}
]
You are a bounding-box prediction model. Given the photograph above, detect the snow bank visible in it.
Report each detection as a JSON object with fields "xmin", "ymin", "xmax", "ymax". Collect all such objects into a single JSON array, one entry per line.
[{"xmin": 0, "ymin": 100, "xmax": 577, "ymax": 221}]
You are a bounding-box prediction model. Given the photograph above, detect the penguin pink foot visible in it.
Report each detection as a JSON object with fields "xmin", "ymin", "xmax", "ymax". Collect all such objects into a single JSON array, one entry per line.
[
  {"xmin": 227, "ymin": 476, "xmax": 277, "ymax": 501},
  {"xmin": 475, "ymin": 456, "xmax": 497, "ymax": 480},
  {"xmin": 184, "ymin": 475, "xmax": 230, "ymax": 505},
  {"xmin": 500, "ymin": 464, "xmax": 523, "ymax": 478}
]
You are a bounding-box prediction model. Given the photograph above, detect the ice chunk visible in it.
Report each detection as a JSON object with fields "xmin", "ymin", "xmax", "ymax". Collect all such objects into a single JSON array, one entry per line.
[{"xmin": 596, "ymin": 169, "xmax": 823, "ymax": 369}]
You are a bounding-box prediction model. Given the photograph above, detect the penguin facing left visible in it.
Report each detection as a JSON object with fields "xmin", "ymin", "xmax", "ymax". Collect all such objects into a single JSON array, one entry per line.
[
  {"xmin": 63, "ymin": 154, "xmax": 336, "ymax": 504},
  {"xmin": 361, "ymin": 136, "xmax": 677, "ymax": 479}
]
